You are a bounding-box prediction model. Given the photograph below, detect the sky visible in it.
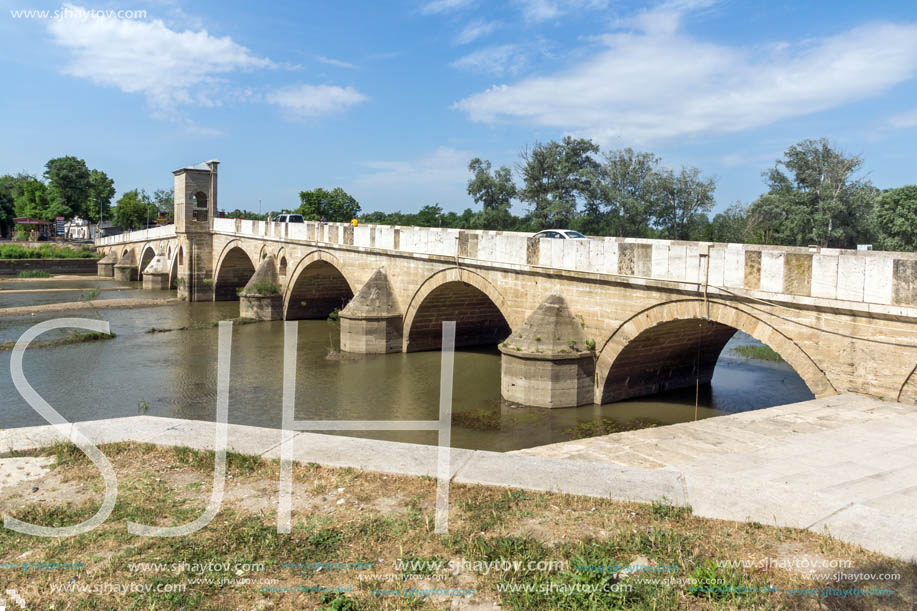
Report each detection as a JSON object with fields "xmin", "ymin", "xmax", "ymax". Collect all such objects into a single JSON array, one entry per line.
[{"xmin": 1, "ymin": 0, "xmax": 916, "ymax": 216}]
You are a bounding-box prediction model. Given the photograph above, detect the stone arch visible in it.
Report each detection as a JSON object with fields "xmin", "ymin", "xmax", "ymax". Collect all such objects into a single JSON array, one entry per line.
[
  {"xmin": 594, "ymin": 299, "xmax": 836, "ymax": 404},
  {"xmin": 283, "ymin": 250, "xmax": 355, "ymax": 320},
  {"xmin": 139, "ymin": 244, "xmax": 156, "ymax": 280},
  {"xmin": 212, "ymin": 240, "xmax": 257, "ymax": 301},
  {"xmin": 275, "ymin": 248, "xmax": 288, "ymax": 280},
  {"xmin": 168, "ymin": 247, "xmax": 181, "ymax": 290},
  {"xmin": 402, "ymin": 267, "xmax": 515, "ymax": 352}
]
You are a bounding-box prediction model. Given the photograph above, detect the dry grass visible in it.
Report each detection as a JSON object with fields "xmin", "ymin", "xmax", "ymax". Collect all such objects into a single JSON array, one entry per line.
[{"xmin": 0, "ymin": 442, "xmax": 914, "ymax": 610}]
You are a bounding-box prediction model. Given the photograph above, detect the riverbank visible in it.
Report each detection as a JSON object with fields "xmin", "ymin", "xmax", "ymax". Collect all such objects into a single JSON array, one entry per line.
[
  {"xmin": 1, "ymin": 438, "xmax": 913, "ymax": 610},
  {"xmin": 0, "ymin": 297, "xmax": 181, "ymax": 317}
]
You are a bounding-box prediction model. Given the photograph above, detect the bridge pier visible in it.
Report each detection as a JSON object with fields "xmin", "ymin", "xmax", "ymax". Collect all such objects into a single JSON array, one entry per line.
[
  {"xmin": 238, "ymin": 256, "xmax": 283, "ymax": 320},
  {"xmin": 141, "ymin": 252, "xmax": 171, "ymax": 290},
  {"xmin": 97, "ymin": 251, "xmax": 118, "ymax": 277},
  {"xmin": 113, "ymin": 250, "xmax": 137, "ymax": 282},
  {"xmin": 339, "ymin": 269, "xmax": 403, "ymax": 353},
  {"xmin": 499, "ymin": 295, "xmax": 595, "ymax": 408}
]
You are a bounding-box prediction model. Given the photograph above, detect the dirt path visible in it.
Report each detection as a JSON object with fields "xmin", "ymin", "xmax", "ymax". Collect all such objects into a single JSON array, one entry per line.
[{"xmin": 0, "ymin": 297, "xmax": 181, "ymax": 317}]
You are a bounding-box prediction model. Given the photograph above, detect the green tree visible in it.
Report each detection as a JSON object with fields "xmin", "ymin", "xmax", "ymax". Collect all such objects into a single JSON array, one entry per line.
[
  {"xmin": 113, "ymin": 189, "xmax": 157, "ymax": 230},
  {"xmin": 0, "ymin": 175, "xmax": 25, "ymax": 236},
  {"xmin": 517, "ymin": 137, "xmax": 600, "ymax": 229},
  {"xmin": 225, "ymin": 208, "xmax": 266, "ymax": 220},
  {"xmin": 874, "ymin": 185, "xmax": 917, "ymax": 251},
  {"xmin": 44, "ymin": 156, "xmax": 92, "ymax": 219},
  {"xmin": 87, "ymin": 169, "xmax": 115, "ymax": 224},
  {"xmin": 152, "ymin": 188, "xmax": 174, "ymax": 222},
  {"xmin": 13, "ymin": 178, "xmax": 70, "ymax": 221},
  {"xmin": 296, "ymin": 187, "xmax": 361, "ymax": 222},
  {"xmin": 754, "ymin": 138, "xmax": 876, "ymax": 248},
  {"xmin": 467, "ymin": 158, "xmax": 517, "ymax": 229},
  {"xmin": 708, "ymin": 203, "xmax": 749, "ymax": 243},
  {"xmin": 592, "ymin": 148, "xmax": 662, "ymax": 238},
  {"xmin": 414, "ymin": 204, "xmax": 445, "ymax": 227},
  {"xmin": 654, "ymin": 166, "xmax": 716, "ymax": 240}
]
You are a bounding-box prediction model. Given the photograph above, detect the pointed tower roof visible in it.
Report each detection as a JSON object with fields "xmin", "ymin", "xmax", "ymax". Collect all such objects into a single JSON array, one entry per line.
[
  {"xmin": 115, "ymin": 249, "xmax": 137, "ymax": 267},
  {"xmin": 341, "ymin": 268, "xmax": 400, "ymax": 318},
  {"xmin": 240, "ymin": 256, "xmax": 280, "ymax": 296},
  {"xmin": 499, "ymin": 294, "xmax": 591, "ymax": 358}
]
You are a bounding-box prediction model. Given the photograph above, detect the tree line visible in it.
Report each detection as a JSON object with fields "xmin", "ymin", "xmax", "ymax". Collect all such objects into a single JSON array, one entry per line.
[
  {"xmin": 0, "ymin": 156, "xmax": 172, "ymax": 235},
  {"xmin": 288, "ymin": 137, "xmax": 916, "ymax": 252},
  {"xmin": 4, "ymin": 139, "xmax": 914, "ymax": 251}
]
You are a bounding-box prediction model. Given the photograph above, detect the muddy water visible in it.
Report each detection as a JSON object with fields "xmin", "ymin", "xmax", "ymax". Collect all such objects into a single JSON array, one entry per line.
[{"xmin": 0, "ymin": 278, "xmax": 814, "ymax": 451}]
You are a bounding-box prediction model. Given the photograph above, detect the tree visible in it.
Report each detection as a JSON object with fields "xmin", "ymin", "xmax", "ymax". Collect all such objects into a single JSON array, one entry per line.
[
  {"xmin": 113, "ymin": 189, "xmax": 157, "ymax": 230},
  {"xmin": 296, "ymin": 187, "xmax": 361, "ymax": 222},
  {"xmin": 654, "ymin": 166, "xmax": 716, "ymax": 240},
  {"xmin": 44, "ymin": 156, "xmax": 91, "ymax": 219},
  {"xmin": 86, "ymin": 169, "xmax": 115, "ymax": 224},
  {"xmin": 152, "ymin": 188, "xmax": 174, "ymax": 222},
  {"xmin": 755, "ymin": 138, "xmax": 876, "ymax": 248},
  {"xmin": 13, "ymin": 177, "xmax": 70, "ymax": 221},
  {"xmin": 467, "ymin": 158, "xmax": 517, "ymax": 229},
  {"xmin": 708, "ymin": 203, "xmax": 750, "ymax": 244},
  {"xmin": 874, "ymin": 185, "xmax": 917, "ymax": 251},
  {"xmin": 225, "ymin": 208, "xmax": 266, "ymax": 220},
  {"xmin": 0, "ymin": 175, "xmax": 30, "ymax": 236},
  {"xmin": 517, "ymin": 137, "xmax": 600, "ymax": 229},
  {"xmin": 592, "ymin": 148, "xmax": 662, "ymax": 238}
]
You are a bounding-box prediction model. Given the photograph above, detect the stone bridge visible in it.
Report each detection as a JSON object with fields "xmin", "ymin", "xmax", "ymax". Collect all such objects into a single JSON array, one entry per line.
[{"xmin": 95, "ymin": 161, "xmax": 917, "ymax": 408}]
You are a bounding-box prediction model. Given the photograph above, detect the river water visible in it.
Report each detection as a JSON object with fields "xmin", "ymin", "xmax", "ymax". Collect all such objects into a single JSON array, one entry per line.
[{"xmin": 0, "ymin": 277, "xmax": 814, "ymax": 452}]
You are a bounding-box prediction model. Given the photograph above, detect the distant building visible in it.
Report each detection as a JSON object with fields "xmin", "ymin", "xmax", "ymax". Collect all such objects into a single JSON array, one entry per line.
[{"xmin": 13, "ymin": 217, "xmax": 52, "ymax": 240}]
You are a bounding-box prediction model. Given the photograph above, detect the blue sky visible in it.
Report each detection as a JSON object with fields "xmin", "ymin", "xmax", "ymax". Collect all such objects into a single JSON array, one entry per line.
[{"xmin": 1, "ymin": 0, "xmax": 916, "ymax": 216}]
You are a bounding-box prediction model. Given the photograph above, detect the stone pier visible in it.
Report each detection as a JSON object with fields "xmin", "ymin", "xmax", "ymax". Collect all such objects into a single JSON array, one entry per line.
[
  {"xmin": 238, "ymin": 257, "xmax": 283, "ymax": 320},
  {"xmin": 142, "ymin": 252, "xmax": 171, "ymax": 290},
  {"xmin": 113, "ymin": 250, "xmax": 137, "ymax": 282},
  {"xmin": 499, "ymin": 295, "xmax": 596, "ymax": 408},
  {"xmin": 340, "ymin": 268, "xmax": 402, "ymax": 353},
  {"xmin": 97, "ymin": 251, "xmax": 118, "ymax": 277}
]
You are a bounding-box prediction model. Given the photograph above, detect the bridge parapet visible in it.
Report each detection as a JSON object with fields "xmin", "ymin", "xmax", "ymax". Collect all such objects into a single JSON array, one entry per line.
[
  {"xmin": 101, "ymin": 219, "xmax": 917, "ymax": 311},
  {"xmin": 97, "ymin": 224, "xmax": 176, "ymax": 246}
]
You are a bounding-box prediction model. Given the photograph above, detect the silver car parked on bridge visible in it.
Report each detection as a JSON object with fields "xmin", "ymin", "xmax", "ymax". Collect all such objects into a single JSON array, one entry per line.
[{"xmin": 532, "ymin": 229, "xmax": 588, "ymax": 240}]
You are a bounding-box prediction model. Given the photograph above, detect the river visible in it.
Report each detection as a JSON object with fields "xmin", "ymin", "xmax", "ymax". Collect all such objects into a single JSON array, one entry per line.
[{"xmin": 0, "ymin": 276, "xmax": 814, "ymax": 451}]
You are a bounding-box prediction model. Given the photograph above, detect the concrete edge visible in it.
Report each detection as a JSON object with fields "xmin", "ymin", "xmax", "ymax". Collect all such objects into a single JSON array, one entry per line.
[{"xmin": 3, "ymin": 415, "xmax": 915, "ymax": 563}]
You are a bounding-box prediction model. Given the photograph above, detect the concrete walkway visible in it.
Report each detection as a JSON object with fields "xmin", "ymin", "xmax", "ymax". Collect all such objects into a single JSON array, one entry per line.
[{"xmin": 2, "ymin": 393, "xmax": 915, "ymax": 562}]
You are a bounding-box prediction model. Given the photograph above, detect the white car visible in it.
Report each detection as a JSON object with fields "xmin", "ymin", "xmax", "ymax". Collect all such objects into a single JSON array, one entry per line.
[
  {"xmin": 276, "ymin": 213, "xmax": 304, "ymax": 223},
  {"xmin": 532, "ymin": 229, "xmax": 588, "ymax": 240}
]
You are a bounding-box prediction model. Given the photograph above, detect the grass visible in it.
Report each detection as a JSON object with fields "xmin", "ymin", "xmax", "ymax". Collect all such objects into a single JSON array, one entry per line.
[
  {"xmin": 0, "ymin": 243, "xmax": 101, "ymax": 259},
  {"xmin": 16, "ymin": 269, "xmax": 52, "ymax": 278},
  {"xmin": 2, "ymin": 441, "xmax": 915, "ymax": 610},
  {"xmin": 563, "ymin": 417, "xmax": 660, "ymax": 440},
  {"xmin": 733, "ymin": 345, "xmax": 783, "ymax": 362},
  {"xmin": 238, "ymin": 280, "xmax": 281, "ymax": 297},
  {"xmin": 145, "ymin": 317, "xmax": 258, "ymax": 334},
  {"xmin": 0, "ymin": 330, "xmax": 115, "ymax": 352}
]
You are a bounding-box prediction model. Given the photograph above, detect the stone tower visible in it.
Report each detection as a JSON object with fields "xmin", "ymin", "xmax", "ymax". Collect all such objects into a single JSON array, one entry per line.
[{"xmin": 173, "ymin": 160, "xmax": 219, "ymax": 301}]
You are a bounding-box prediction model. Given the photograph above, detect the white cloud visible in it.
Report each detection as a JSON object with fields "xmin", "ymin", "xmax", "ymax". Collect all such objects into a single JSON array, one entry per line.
[
  {"xmin": 420, "ymin": 0, "xmax": 474, "ymax": 15},
  {"xmin": 317, "ymin": 55, "xmax": 358, "ymax": 69},
  {"xmin": 47, "ymin": 3, "xmax": 272, "ymax": 111},
  {"xmin": 454, "ymin": 19, "xmax": 498, "ymax": 45},
  {"xmin": 350, "ymin": 147, "xmax": 472, "ymax": 210},
  {"xmin": 266, "ymin": 84, "xmax": 368, "ymax": 118},
  {"xmin": 451, "ymin": 44, "xmax": 527, "ymax": 76},
  {"xmin": 514, "ymin": 0, "xmax": 608, "ymax": 22},
  {"xmin": 888, "ymin": 108, "xmax": 917, "ymax": 129},
  {"xmin": 454, "ymin": 6, "xmax": 917, "ymax": 144}
]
